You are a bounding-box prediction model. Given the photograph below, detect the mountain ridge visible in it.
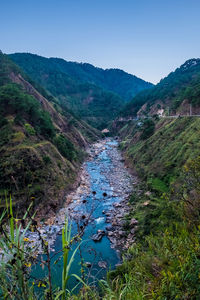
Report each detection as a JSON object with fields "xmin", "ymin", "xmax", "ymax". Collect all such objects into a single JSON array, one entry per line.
[
  {"xmin": 10, "ymin": 52, "xmax": 153, "ymax": 101},
  {"xmin": 9, "ymin": 53, "xmax": 154, "ymax": 129},
  {"xmin": 120, "ymin": 57, "xmax": 200, "ymax": 118},
  {"xmin": 0, "ymin": 52, "xmax": 101, "ymax": 219}
]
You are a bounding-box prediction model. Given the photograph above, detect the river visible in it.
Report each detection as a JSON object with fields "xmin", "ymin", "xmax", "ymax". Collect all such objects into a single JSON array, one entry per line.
[{"xmin": 30, "ymin": 138, "xmax": 134, "ymax": 293}]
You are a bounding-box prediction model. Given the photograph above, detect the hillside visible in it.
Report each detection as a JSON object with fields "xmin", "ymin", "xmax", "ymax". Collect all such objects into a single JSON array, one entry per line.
[
  {"xmin": 9, "ymin": 53, "xmax": 153, "ymax": 101},
  {"xmin": 0, "ymin": 52, "xmax": 100, "ymax": 219},
  {"xmin": 9, "ymin": 53, "xmax": 153, "ymax": 129},
  {"xmin": 120, "ymin": 58, "xmax": 200, "ymax": 117},
  {"xmin": 106, "ymin": 115, "xmax": 200, "ymax": 299},
  {"xmin": 116, "ymin": 116, "xmax": 200, "ymax": 190}
]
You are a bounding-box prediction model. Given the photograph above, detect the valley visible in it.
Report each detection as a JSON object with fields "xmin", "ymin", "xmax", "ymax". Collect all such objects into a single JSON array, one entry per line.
[
  {"xmin": 29, "ymin": 138, "xmax": 135, "ymax": 293},
  {"xmin": 0, "ymin": 50, "xmax": 200, "ymax": 299}
]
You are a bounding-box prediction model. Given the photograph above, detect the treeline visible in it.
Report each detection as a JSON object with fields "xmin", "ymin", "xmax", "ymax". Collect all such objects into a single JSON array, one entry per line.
[{"xmin": 121, "ymin": 58, "xmax": 200, "ymax": 117}]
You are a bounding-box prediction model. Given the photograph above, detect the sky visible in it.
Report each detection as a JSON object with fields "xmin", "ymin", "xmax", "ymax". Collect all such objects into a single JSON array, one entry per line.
[{"xmin": 1, "ymin": 0, "xmax": 200, "ymax": 84}]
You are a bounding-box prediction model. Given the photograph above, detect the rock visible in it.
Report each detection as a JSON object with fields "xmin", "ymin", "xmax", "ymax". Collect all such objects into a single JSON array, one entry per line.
[
  {"xmin": 127, "ymin": 233, "xmax": 133, "ymax": 240},
  {"xmin": 91, "ymin": 230, "xmax": 105, "ymax": 242},
  {"xmin": 85, "ymin": 262, "xmax": 92, "ymax": 268},
  {"xmin": 112, "ymin": 219, "xmax": 119, "ymax": 226},
  {"xmin": 118, "ymin": 231, "xmax": 126, "ymax": 237},
  {"xmin": 118, "ymin": 219, "xmax": 127, "ymax": 226},
  {"xmin": 115, "ymin": 213, "xmax": 124, "ymax": 219},
  {"xmin": 130, "ymin": 218, "xmax": 138, "ymax": 227},
  {"xmin": 106, "ymin": 225, "xmax": 114, "ymax": 231},
  {"xmin": 143, "ymin": 201, "xmax": 150, "ymax": 206},
  {"xmin": 98, "ymin": 261, "xmax": 107, "ymax": 268},
  {"xmin": 105, "ymin": 212, "xmax": 111, "ymax": 217},
  {"xmin": 130, "ymin": 228, "xmax": 135, "ymax": 234},
  {"xmin": 145, "ymin": 191, "xmax": 151, "ymax": 196},
  {"xmin": 115, "ymin": 263, "xmax": 123, "ymax": 268},
  {"xmin": 113, "ymin": 203, "xmax": 122, "ymax": 208},
  {"xmin": 107, "ymin": 231, "xmax": 115, "ymax": 237},
  {"xmin": 97, "ymin": 229, "xmax": 105, "ymax": 234}
]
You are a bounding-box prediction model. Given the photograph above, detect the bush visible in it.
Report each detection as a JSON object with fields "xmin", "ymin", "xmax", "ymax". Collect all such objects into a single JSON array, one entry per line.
[
  {"xmin": 24, "ymin": 123, "xmax": 36, "ymax": 136},
  {"xmin": 0, "ymin": 83, "xmax": 55, "ymax": 139},
  {"xmin": 140, "ymin": 119, "xmax": 155, "ymax": 140},
  {"xmin": 42, "ymin": 155, "xmax": 51, "ymax": 164},
  {"xmin": 53, "ymin": 134, "xmax": 76, "ymax": 161}
]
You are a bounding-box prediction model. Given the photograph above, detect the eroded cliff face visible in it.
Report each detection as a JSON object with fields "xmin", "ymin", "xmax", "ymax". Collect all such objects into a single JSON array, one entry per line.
[
  {"xmin": 0, "ymin": 53, "xmax": 101, "ymax": 219},
  {"xmin": 8, "ymin": 72, "xmax": 100, "ymax": 147}
]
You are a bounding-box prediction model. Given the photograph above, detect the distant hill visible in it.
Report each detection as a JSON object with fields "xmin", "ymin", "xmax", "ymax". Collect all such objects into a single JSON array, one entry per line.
[
  {"xmin": 120, "ymin": 58, "xmax": 200, "ymax": 117},
  {"xmin": 42, "ymin": 57, "xmax": 153, "ymax": 101},
  {"xmin": 0, "ymin": 52, "xmax": 100, "ymax": 218},
  {"xmin": 9, "ymin": 53, "xmax": 153, "ymax": 129}
]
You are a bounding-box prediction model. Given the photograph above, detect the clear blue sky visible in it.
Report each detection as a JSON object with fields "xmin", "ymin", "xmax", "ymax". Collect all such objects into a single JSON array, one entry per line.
[{"xmin": 1, "ymin": 0, "xmax": 200, "ymax": 83}]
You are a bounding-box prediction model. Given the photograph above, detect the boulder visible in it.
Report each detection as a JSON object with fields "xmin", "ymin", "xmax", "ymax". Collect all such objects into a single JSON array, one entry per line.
[
  {"xmin": 130, "ymin": 218, "xmax": 138, "ymax": 227},
  {"xmin": 91, "ymin": 230, "xmax": 105, "ymax": 242},
  {"xmin": 105, "ymin": 225, "xmax": 114, "ymax": 231},
  {"xmin": 118, "ymin": 230, "xmax": 126, "ymax": 237},
  {"xmin": 98, "ymin": 261, "xmax": 107, "ymax": 268},
  {"xmin": 85, "ymin": 262, "xmax": 92, "ymax": 268}
]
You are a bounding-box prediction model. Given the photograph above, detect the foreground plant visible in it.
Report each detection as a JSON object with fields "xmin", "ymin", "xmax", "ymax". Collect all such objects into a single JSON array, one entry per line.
[
  {"xmin": 0, "ymin": 195, "xmax": 35, "ymax": 299},
  {"xmin": 0, "ymin": 196, "xmax": 90, "ymax": 299}
]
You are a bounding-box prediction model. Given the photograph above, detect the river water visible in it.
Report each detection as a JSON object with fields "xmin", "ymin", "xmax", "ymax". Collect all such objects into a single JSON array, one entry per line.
[{"xmin": 30, "ymin": 138, "xmax": 133, "ymax": 293}]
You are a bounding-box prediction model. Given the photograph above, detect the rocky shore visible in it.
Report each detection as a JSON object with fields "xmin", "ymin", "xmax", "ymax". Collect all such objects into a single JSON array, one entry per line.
[{"xmin": 23, "ymin": 138, "xmax": 138, "ymax": 257}]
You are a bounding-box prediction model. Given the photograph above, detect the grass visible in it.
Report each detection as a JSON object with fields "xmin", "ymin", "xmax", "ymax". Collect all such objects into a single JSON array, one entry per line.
[
  {"xmin": 103, "ymin": 156, "xmax": 200, "ymax": 299},
  {"xmin": 122, "ymin": 117, "xmax": 200, "ymax": 192}
]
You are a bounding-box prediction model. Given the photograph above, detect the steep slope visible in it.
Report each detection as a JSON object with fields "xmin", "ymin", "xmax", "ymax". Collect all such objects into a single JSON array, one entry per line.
[
  {"xmin": 117, "ymin": 117, "xmax": 200, "ymax": 191},
  {"xmin": 9, "ymin": 53, "xmax": 153, "ymax": 101},
  {"xmin": 121, "ymin": 58, "xmax": 200, "ymax": 117},
  {"xmin": 9, "ymin": 53, "xmax": 153, "ymax": 129},
  {"xmin": 41, "ymin": 57, "xmax": 153, "ymax": 101},
  {"xmin": 0, "ymin": 52, "xmax": 100, "ymax": 219},
  {"xmin": 108, "ymin": 113, "xmax": 200, "ymax": 299}
]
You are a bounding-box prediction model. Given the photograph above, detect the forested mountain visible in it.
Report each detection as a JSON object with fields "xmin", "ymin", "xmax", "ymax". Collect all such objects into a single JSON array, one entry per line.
[
  {"xmin": 110, "ymin": 112, "xmax": 200, "ymax": 299},
  {"xmin": 9, "ymin": 53, "xmax": 153, "ymax": 129},
  {"xmin": 2, "ymin": 50, "xmax": 200, "ymax": 299},
  {"xmin": 0, "ymin": 52, "xmax": 100, "ymax": 218},
  {"xmin": 10, "ymin": 53, "xmax": 153, "ymax": 101},
  {"xmin": 47, "ymin": 57, "xmax": 153, "ymax": 100},
  {"xmin": 121, "ymin": 58, "xmax": 200, "ymax": 117}
]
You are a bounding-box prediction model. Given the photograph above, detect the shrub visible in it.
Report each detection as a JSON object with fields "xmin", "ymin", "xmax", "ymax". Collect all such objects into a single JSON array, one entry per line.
[
  {"xmin": 140, "ymin": 119, "xmax": 155, "ymax": 140},
  {"xmin": 42, "ymin": 155, "xmax": 51, "ymax": 164},
  {"xmin": 24, "ymin": 123, "xmax": 36, "ymax": 136},
  {"xmin": 53, "ymin": 134, "xmax": 76, "ymax": 161}
]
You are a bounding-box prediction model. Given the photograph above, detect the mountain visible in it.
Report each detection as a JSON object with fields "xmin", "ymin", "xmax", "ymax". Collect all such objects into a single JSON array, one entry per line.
[
  {"xmin": 9, "ymin": 53, "xmax": 153, "ymax": 129},
  {"xmin": 120, "ymin": 58, "xmax": 200, "ymax": 117},
  {"xmin": 110, "ymin": 107, "xmax": 200, "ymax": 300},
  {"xmin": 9, "ymin": 53, "xmax": 153, "ymax": 101},
  {"xmin": 0, "ymin": 52, "xmax": 100, "ymax": 218}
]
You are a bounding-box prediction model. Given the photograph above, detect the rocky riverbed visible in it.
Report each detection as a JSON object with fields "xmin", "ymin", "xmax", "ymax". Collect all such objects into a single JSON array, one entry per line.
[
  {"xmin": 23, "ymin": 138, "xmax": 137, "ymax": 275},
  {"xmin": 53, "ymin": 138, "xmax": 138, "ymax": 251}
]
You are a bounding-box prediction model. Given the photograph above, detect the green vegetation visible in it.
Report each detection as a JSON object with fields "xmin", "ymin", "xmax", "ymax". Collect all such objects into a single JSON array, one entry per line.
[
  {"xmin": 10, "ymin": 52, "xmax": 153, "ymax": 101},
  {"xmin": 0, "ymin": 197, "xmax": 93, "ymax": 299},
  {"xmin": 53, "ymin": 134, "xmax": 77, "ymax": 162},
  {"xmin": 0, "ymin": 83, "xmax": 55, "ymax": 139},
  {"xmin": 0, "ymin": 52, "xmax": 100, "ymax": 215},
  {"xmin": 104, "ymin": 156, "xmax": 200, "ymax": 300},
  {"xmin": 1, "ymin": 51, "xmax": 200, "ymax": 299},
  {"xmin": 140, "ymin": 119, "xmax": 155, "ymax": 140},
  {"xmin": 119, "ymin": 117, "xmax": 200, "ymax": 191},
  {"xmin": 8, "ymin": 54, "xmax": 123, "ymax": 129},
  {"xmin": 9, "ymin": 53, "xmax": 153, "ymax": 128},
  {"xmin": 0, "ymin": 196, "xmax": 36, "ymax": 299},
  {"xmin": 106, "ymin": 112, "xmax": 200, "ymax": 299},
  {"xmin": 121, "ymin": 58, "xmax": 200, "ymax": 117}
]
